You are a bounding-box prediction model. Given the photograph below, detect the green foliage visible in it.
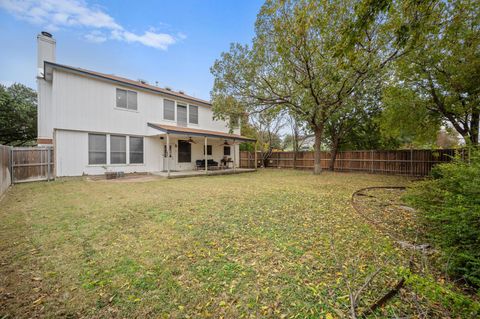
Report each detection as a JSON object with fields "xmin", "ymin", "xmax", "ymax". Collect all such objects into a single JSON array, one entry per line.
[
  {"xmin": 211, "ymin": 0, "xmax": 431, "ymax": 172},
  {"xmin": 389, "ymin": 0, "xmax": 480, "ymax": 145},
  {"xmin": 405, "ymin": 148, "xmax": 480, "ymax": 287},
  {"xmin": 324, "ymin": 77, "xmax": 402, "ymax": 151},
  {"xmin": 380, "ymin": 85, "xmax": 441, "ymax": 147},
  {"xmin": 399, "ymin": 267, "xmax": 480, "ymax": 317},
  {"xmin": 0, "ymin": 83, "xmax": 37, "ymax": 146}
]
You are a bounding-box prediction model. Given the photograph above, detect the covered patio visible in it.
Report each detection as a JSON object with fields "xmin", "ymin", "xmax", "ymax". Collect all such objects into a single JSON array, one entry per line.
[{"xmin": 147, "ymin": 123, "xmax": 257, "ymax": 178}]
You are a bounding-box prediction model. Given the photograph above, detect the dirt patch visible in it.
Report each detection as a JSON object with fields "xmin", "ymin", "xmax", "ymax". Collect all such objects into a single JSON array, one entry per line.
[{"xmin": 351, "ymin": 186, "xmax": 426, "ymax": 245}]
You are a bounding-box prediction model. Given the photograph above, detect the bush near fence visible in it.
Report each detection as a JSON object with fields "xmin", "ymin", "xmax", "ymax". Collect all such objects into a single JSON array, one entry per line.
[{"xmin": 240, "ymin": 149, "xmax": 462, "ymax": 177}]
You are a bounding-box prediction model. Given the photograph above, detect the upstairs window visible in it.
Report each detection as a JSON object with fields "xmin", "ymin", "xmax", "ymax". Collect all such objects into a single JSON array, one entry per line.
[
  {"xmin": 189, "ymin": 105, "xmax": 198, "ymax": 124},
  {"xmin": 164, "ymin": 99, "xmax": 175, "ymax": 120},
  {"xmin": 177, "ymin": 104, "xmax": 188, "ymax": 127},
  {"xmin": 110, "ymin": 135, "xmax": 126, "ymax": 164},
  {"xmin": 116, "ymin": 88, "xmax": 137, "ymax": 110},
  {"xmin": 88, "ymin": 134, "xmax": 106, "ymax": 165}
]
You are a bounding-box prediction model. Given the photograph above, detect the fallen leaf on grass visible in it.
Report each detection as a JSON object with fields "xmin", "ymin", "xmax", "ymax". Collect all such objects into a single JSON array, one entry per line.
[{"xmin": 33, "ymin": 295, "xmax": 44, "ymax": 305}]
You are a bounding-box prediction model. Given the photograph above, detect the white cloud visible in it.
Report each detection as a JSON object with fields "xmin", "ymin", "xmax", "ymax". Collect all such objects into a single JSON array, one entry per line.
[
  {"xmin": 0, "ymin": 0, "xmax": 182, "ymax": 50},
  {"xmin": 121, "ymin": 30, "xmax": 175, "ymax": 50},
  {"xmin": 84, "ymin": 30, "xmax": 107, "ymax": 43}
]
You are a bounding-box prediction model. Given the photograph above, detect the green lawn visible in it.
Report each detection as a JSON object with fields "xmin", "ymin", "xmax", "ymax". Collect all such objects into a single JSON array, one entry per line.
[{"xmin": 0, "ymin": 170, "xmax": 470, "ymax": 318}]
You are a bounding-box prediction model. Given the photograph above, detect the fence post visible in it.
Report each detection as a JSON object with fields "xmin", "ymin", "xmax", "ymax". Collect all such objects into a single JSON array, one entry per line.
[
  {"xmin": 9, "ymin": 147, "xmax": 13, "ymax": 184},
  {"xmin": 47, "ymin": 147, "xmax": 51, "ymax": 181},
  {"xmin": 410, "ymin": 148, "xmax": 413, "ymax": 176},
  {"xmin": 370, "ymin": 150, "xmax": 373, "ymax": 173}
]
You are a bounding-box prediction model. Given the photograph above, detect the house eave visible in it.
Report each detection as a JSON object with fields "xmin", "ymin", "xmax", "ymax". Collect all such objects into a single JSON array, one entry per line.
[
  {"xmin": 43, "ymin": 61, "xmax": 212, "ymax": 108},
  {"xmin": 147, "ymin": 123, "xmax": 256, "ymax": 142}
]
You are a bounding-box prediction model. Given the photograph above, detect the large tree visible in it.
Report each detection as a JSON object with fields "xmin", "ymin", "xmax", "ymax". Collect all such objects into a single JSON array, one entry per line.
[
  {"xmin": 211, "ymin": 0, "xmax": 433, "ymax": 174},
  {"xmin": 0, "ymin": 83, "xmax": 37, "ymax": 146},
  {"xmin": 383, "ymin": 0, "xmax": 480, "ymax": 145}
]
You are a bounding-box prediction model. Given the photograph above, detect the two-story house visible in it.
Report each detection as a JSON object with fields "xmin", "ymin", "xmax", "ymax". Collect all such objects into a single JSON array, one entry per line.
[{"xmin": 35, "ymin": 32, "xmax": 254, "ymax": 177}]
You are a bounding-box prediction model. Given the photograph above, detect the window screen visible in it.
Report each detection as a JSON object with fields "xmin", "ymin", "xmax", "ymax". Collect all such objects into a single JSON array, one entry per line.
[
  {"xmin": 177, "ymin": 104, "xmax": 187, "ymax": 127},
  {"xmin": 178, "ymin": 140, "xmax": 191, "ymax": 163},
  {"xmin": 224, "ymin": 146, "xmax": 231, "ymax": 156},
  {"xmin": 116, "ymin": 89, "xmax": 137, "ymax": 110},
  {"xmin": 116, "ymin": 89, "xmax": 127, "ymax": 109},
  {"xmin": 164, "ymin": 99, "xmax": 175, "ymax": 120},
  {"xmin": 189, "ymin": 105, "xmax": 198, "ymax": 124},
  {"xmin": 127, "ymin": 91, "xmax": 137, "ymax": 110},
  {"xmin": 110, "ymin": 135, "xmax": 126, "ymax": 164},
  {"xmin": 88, "ymin": 134, "xmax": 106, "ymax": 165},
  {"xmin": 129, "ymin": 136, "xmax": 144, "ymax": 164},
  {"xmin": 203, "ymin": 145, "xmax": 212, "ymax": 156}
]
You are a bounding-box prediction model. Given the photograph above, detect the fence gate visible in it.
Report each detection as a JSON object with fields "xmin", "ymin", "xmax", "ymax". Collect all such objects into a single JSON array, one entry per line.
[{"xmin": 11, "ymin": 147, "xmax": 54, "ymax": 183}]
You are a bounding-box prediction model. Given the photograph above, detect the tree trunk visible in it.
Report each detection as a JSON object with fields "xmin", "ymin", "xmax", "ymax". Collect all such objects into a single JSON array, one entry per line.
[
  {"xmin": 313, "ymin": 126, "xmax": 323, "ymax": 174},
  {"xmin": 470, "ymin": 111, "xmax": 479, "ymax": 145},
  {"xmin": 329, "ymin": 138, "xmax": 340, "ymax": 171}
]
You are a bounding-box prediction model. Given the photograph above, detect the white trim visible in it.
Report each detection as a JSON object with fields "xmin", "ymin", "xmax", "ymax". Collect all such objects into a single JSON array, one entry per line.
[
  {"xmin": 114, "ymin": 107, "xmax": 139, "ymax": 113},
  {"xmin": 106, "ymin": 134, "xmax": 111, "ymax": 165},
  {"xmin": 115, "ymin": 87, "xmax": 138, "ymax": 111}
]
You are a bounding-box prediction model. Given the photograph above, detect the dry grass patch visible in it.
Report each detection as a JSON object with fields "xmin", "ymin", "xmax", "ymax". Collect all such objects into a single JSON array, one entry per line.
[{"xmin": 0, "ymin": 170, "xmax": 469, "ymax": 318}]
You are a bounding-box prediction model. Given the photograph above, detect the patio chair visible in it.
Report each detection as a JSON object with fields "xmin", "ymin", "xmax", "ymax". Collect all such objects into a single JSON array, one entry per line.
[{"xmin": 195, "ymin": 159, "xmax": 219, "ymax": 170}]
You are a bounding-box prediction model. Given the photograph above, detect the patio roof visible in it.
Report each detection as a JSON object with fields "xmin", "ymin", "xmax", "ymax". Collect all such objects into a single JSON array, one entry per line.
[{"xmin": 147, "ymin": 123, "xmax": 256, "ymax": 142}]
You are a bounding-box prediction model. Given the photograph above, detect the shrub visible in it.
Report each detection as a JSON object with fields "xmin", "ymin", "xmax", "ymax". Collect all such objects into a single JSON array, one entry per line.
[{"xmin": 405, "ymin": 148, "xmax": 480, "ymax": 288}]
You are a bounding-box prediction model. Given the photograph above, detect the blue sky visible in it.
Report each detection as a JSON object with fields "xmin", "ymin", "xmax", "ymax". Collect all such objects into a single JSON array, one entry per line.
[{"xmin": 0, "ymin": 0, "xmax": 263, "ymax": 100}]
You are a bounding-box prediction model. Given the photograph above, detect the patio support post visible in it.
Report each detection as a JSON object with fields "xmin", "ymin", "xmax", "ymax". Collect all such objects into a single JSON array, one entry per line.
[
  {"xmin": 233, "ymin": 139, "xmax": 236, "ymax": 172},
  {"xmin": 254, "ymin": 141, "xmax": 257, "ymax": 169},
  {"xmin": 204, "ymin": 136, "xmax": 208, "ymax": 174},
  {"xmin": 166, "ymin": 133, "xmax": 170, "ymax": 177}
]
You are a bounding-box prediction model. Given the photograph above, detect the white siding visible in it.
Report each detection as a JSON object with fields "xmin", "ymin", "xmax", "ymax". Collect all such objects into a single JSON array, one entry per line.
[
  {"xmin": 37, "ymin": 78, "xmax": 53, "ymax": 139},
  {"xmin": 55, "ymin": 130, "xmax": 162, "ymax": 176},
  {"xmin": 43, "ymin": 70, "xmax": 237, "ymax": 139},
  {"xmin": 42, "ymin": 69, "xmax": 244, "ymax": 176}
]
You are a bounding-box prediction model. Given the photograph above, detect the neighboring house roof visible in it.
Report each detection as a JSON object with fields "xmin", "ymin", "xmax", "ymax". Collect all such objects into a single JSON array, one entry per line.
[
  {"xmin": 148, "ymin": 123, "xmax": 256, "ymax": 142},
  {"xmin": 43, "ymin": 61, "xmax": 212, "ymax": 107}
]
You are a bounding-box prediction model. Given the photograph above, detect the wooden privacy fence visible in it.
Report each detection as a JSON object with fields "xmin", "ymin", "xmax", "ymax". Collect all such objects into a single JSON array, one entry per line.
[
  {"xmin": 240, "ymin": 149, "xmax": 462, "ymax": 176},
  {"xmin": 0, "ymin": 145, "xmax": 11, "ymax": 197},
  {"xmin": 10, "ymin": 146, "xmax": 54, "ymax": 183}
]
